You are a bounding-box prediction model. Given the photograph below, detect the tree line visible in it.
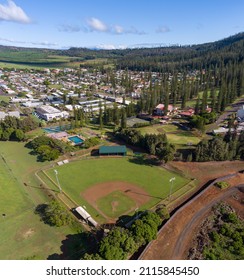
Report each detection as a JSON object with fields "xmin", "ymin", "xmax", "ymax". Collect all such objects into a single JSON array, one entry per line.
[
  {"xmin": 26, "ymin": 135, "xmax": 75, "ymax": 161},
  {"xmin": 0, "ymin": 116, "xmax": 38, "ymax": 141},
  {"xmin": 194, "ymin": 131, "xmax": 244, "ymax": 161},
  {"xmin": 83, "ymin": 211, "xmax": 165, "ymax": 260},
  {"xmin": 116, "ymin": 128, "xmax": 175, "ymax": 163}
]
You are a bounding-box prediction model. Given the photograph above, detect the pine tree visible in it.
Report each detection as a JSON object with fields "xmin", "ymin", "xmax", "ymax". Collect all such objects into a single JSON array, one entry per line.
[
  {"xmin": 120, "ymin": 108, "xmax": 127, "ymax": 129},
  {"xmin": 195, "ymin": 95, "xmax": 200, "ymax": 115}
]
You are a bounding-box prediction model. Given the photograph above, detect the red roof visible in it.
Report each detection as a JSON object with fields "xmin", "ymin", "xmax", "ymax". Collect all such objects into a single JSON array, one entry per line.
[{"xmin": 155, "ymin": 104, "xmax": 174, "ymax": 111}]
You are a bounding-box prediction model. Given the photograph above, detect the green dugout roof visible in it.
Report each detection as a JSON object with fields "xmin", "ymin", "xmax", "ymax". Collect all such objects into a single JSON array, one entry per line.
[{"xmin": 99, "ymin": 145, "xmax": 127, "ymax": 155}]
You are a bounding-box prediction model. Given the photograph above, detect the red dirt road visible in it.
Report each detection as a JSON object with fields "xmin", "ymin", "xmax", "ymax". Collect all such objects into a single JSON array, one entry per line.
[{"xmin": 140, "ymin": 173, "xmax": 244, "ymax": 260}]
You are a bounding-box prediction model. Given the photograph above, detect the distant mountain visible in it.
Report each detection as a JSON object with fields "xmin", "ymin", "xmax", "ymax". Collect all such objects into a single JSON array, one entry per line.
[{"xmin": 0, "ymin": 32, "xmax": 243, "ymax": 70}]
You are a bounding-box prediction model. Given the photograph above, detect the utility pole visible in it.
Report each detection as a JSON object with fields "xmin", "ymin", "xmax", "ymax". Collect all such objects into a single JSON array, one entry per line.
[
  {"xmin": 169, "ymin": 177, "xmax": 175, "ymax": 201},
  {"xmin": 54, "ymin": 169, "xmax": 62, "ymax": 193}
]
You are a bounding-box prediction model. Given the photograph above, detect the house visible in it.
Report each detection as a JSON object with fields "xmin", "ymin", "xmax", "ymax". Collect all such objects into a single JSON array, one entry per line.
[
  {"xmin": 154, "ymin": 104, "xmax": 174, "ymax": 116},
  {"xmin": 212, "ymin": 127, "xmax": 234, "ymax": 135},
  {"xmin": 180, "ymin": 108, "xmax": 195, "ymax": 117},
  {"xmin": 35, "ymin": 105, "xmax": 69, "ymax": 121},
  {"xmin": 99, "ymin": 145, "xmax": 127, "ymax": 156}
]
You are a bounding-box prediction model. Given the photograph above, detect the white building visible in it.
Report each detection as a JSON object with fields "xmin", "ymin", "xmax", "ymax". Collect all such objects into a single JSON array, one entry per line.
[
  {"xmin": 0, "ymin": 111, "xmax": 20, "ymax": 120},
  {"xmin": 35, "ymin": 105, "xmax": 69, "ymax": 121}
]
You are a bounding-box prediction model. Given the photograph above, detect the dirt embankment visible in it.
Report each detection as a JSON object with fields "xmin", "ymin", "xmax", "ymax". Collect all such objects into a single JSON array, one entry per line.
[{"xmin": 140, "ymin": 172, "xmax": 244, "ymax": 260}]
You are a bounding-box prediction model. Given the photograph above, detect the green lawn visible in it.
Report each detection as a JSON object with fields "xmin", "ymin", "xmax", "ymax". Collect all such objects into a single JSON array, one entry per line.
[
  {"xmin": 0, "ymin": 209, "xmax": 73, "ymax": 260},
  {"xmin": 0, "ymin": 141, "xmax": 82, "ymax": 259},
  {"xmin": 138, "ymin": 124, "xmax": 201, "ymax": 147},
  {"xmin": 0, "ymin": 95, "xmax": 10, "ymax": 102},
  {"xmin": 45, "ymin": 157, "xmax": 190, "ymax": 221}
]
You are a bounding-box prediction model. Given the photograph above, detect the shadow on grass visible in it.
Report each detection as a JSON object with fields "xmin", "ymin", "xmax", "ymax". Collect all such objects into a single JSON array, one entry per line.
[
  {"xmin": 116, "ymin": 210, "xmax": 146, "ymax": 227},
  {"xmin": 23, "ymin": 182, "xmax": 58, "ymax": 192},
  {"xmin": 128, "ymin": 155, "xmax": 160, "ymax": 167},
  {"xmin": 47, "ymin": 231, "xmax": 100, "ymax": 260},
  {"xmin": 125, "ymin": 189, "xmax": 162, "ymax": 200}
]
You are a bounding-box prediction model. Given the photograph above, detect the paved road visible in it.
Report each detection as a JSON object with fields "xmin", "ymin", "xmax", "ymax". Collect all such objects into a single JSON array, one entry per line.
[
  {"xmin": 206, "ymin": 98, "xmax": 244, "ymax": 132},
  {"xmin": 172, "ymin": 184, "xmax": 244, "ymax": 259}
]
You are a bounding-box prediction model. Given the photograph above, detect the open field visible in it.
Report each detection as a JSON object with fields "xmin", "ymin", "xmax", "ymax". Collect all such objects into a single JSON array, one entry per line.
[
  {"xmin": 0, "ymin": 141, "xmax": 82, "ymax": 260},
  {"xmin": 45, "ymin": 157, "xmax": 190, "ymax": 222},
  {"xmin": 137, "ymin": 124, "xmax": 202, "ymax": 147}
]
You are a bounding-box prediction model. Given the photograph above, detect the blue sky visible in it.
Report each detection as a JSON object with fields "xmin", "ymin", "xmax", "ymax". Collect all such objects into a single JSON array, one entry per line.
[{"xmin": 0, "ymin": 0, "xmax": 243, "ymax": 49}]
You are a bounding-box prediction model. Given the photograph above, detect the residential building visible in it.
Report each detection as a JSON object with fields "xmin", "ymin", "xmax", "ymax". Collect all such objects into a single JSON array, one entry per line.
[{"xmin": 154, "ymin": 104, "xmax": 174, "ymax": 116}]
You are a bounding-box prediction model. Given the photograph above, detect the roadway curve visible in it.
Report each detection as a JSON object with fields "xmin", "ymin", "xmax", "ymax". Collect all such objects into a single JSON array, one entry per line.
[
  {"xmin": 140, "ymin": 178, "xmax": 244, "ymax": 260},
  {"xmin": 173, "ymin": 184, "xmax": 244, "ymax": 259}
]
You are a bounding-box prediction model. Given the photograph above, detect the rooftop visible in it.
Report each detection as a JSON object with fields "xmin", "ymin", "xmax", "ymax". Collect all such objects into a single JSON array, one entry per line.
[{"xmin": 99, "ymin": 145, "xmax": 127, "ymax": 154}]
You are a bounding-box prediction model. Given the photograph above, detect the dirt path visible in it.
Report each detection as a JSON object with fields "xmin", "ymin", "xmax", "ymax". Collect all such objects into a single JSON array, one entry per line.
[
  {"xmin": 173, "ymin": 185, "xmax": 244, "ymax": 259},
  {"xmin": 140, "ymin": 173, "xmax": 244, "ymax": 260}
]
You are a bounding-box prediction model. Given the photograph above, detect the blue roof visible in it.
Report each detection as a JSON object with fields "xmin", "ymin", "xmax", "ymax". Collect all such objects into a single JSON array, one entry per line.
[{"xmin": 99, "ymin": 145, "xmax": 127, "ymax": 154}]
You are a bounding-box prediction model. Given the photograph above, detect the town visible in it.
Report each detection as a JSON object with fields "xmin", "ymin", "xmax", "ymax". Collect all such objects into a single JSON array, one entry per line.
[{"xmin": 0, "ymin": 29, "xmax": 243, "ymax": 262}]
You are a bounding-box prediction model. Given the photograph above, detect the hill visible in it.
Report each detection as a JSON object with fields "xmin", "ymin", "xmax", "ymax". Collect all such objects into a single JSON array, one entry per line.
[{"xmin": 0, "ymin": 32, "xmax": 243, "ymax": 69}]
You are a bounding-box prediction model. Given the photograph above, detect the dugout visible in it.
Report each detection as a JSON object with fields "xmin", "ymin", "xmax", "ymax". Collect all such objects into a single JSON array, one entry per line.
[{"xmin": 99, "ymin": 145, "xmax": 127, "ymax": 156}]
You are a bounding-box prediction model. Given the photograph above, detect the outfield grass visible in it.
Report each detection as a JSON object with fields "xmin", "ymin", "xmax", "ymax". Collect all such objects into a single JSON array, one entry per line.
[
  {"xmin": 46, "ymin": 157, "xmax": 190, "ymax": 221},
  {"xmin": 0, "ymin": 141, "xmax": 83, "ymax": 259}
]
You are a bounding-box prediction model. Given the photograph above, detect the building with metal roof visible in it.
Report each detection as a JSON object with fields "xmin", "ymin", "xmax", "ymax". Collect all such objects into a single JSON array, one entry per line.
[{"xmin": 99, "ymin": 145, "xmax": 127, "ymax": 156}]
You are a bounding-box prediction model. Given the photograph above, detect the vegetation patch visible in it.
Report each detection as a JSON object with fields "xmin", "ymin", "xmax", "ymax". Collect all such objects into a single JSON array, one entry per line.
[
  {"xmin": 188, "ymin": 202, "xmax": 244, "ymax": 260},
  {"xmin": 215, "ymin": 181, "xmax": 230, "ymax": 189},
  {"xmin": 83, "ymin": 211, "xmax": 162, "ymax": 260}
]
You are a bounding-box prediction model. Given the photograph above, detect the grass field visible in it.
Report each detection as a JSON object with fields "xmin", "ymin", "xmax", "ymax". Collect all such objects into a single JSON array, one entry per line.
[
  {"xmin": 45, "ymin": 157, "xmax": 190, "ymax": 222},
  {"xmin": 137, "ymin": 124, "xmax": 201, "ymax": 147},
  {"xmin": 97, "ymin": 191, "xmax": 136, "ymax": 218},
  {"xmin": 0, "ymin": 141, "xmax": 82, "ymax": 260}
]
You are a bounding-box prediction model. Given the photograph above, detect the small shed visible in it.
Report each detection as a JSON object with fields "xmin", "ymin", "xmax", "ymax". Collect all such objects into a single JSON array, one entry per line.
[{"xmin": 99, "ymin": 145, "xmax": 127, "ymax": 156}]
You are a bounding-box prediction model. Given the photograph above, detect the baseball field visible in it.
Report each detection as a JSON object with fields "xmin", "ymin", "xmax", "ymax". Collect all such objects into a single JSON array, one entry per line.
[{"xmin": 45, "ymin": 157, "xmax": 190, "ymax": 223}]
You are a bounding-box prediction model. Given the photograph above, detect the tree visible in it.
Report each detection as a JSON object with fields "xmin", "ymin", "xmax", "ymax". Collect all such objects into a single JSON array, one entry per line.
[
  {"xmin": 156, "ymin": 142, "xmax": 175, "ymax": 163},
  {"xmin": 164, "ymin": 88, "xmax": 169, "ymax": 115},
  {"xmin": 195, "ymin": 95, "xmax": 200, "ymax": 115},
  {"xmin": 43, "ymin": 200, "xmax": 72, "ymax": 227},
  {"xmin": 12, "ymin": 129, "xmax": 25, "ymax": 141},
  {"xmin": 99, "ymin": 104, "xmax": 103, "ymax": 130},
  {"xmin": 98, "ymin": 227, "xmax": 134, "ymax": 260},
  {"xmin": 120, "ymin": 108, "xmax": 127, "ymax": 129},
  {"xmin": 156, "ymin": 206, "xmax": 170, "ymax": 220},
  {"xmin": 131, "ymin": 212, "xmax": 161, "ymax": 246}
]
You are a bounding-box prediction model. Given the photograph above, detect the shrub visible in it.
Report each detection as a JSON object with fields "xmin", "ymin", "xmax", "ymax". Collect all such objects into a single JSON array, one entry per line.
[{"xmin": 215, "ymin": 181, "xmax": 230, "ymax": 189}]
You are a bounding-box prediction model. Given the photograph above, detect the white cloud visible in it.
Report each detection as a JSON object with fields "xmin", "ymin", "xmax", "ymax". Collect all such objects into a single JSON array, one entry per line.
[
  {"xmin": 156, "ymin": 26, "xmax": 170, "ymax": 33},
  {"xmin": 126, "ymin": 26, "xmax": 147, "ymax": 35},
  {"xmin": 94, "ymin": 44, "xmax": 127, "ymax": 50},
  {"xmin": 87, "ymin": 17, "xmax": 108, "ymax": 32},
  {"xmin": 30, "ymin": 41, "xmax": 58, "ymax": 47},
  {"xmin": 0, "ymin": 36, "xmax": 57, "ymax": 48},
  {"xmin": 58, "ymin": 24, "xmax": 81, "ymax": 33},
  {"xmin": 0, "ymin": 0, "xmax": 31, "ymax": 23},
  {"xmin": 114, "ymin": 25, "xmax": 124, "ymax": 34},
  {"xmin": 85, "ymin": 17, "xmax": 146, "ymax": 35}
]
